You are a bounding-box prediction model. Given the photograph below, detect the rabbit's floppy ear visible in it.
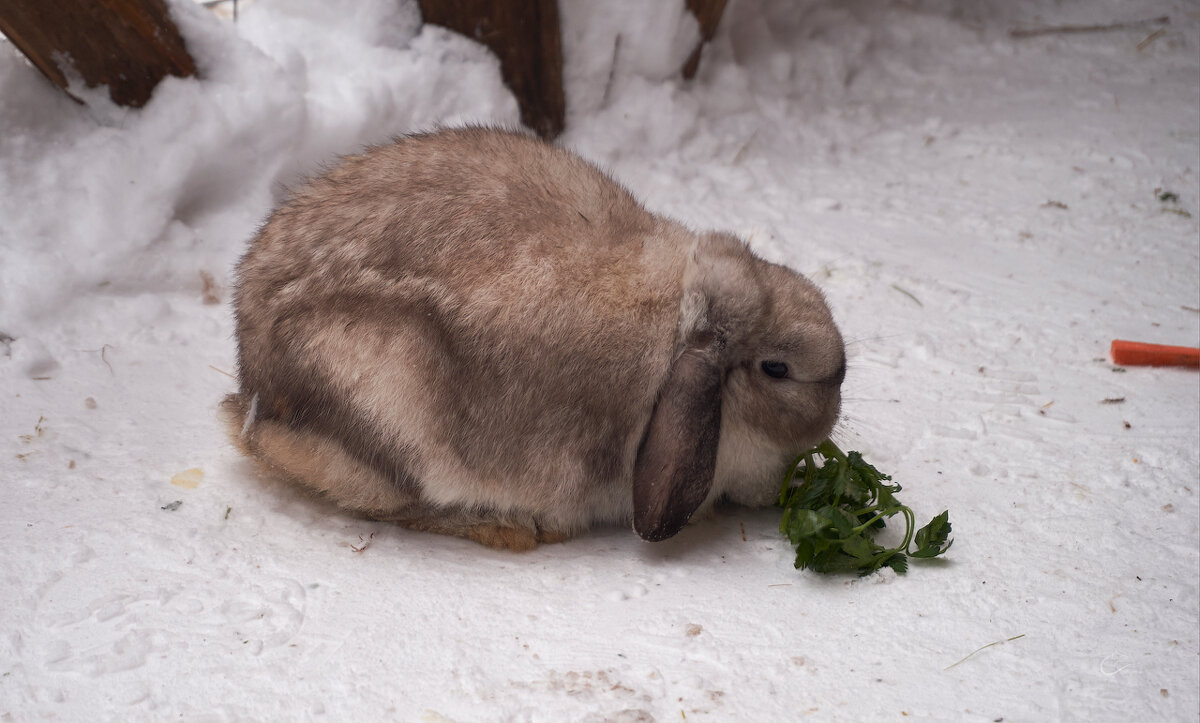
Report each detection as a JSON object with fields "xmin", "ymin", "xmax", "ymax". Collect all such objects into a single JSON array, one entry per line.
[
  {"xmin": 632, "ymin": 333, "xmax": 723, "ymax": 542},
  {"xmin": 632, "ymin": 233, "xmax": 762, "ymax": 541}
]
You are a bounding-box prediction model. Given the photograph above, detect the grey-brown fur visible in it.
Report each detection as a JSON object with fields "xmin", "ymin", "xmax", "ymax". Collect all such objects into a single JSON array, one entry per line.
[{"xmin": 226, "ymin": 126, "xmax": 844, "ymax": 550}]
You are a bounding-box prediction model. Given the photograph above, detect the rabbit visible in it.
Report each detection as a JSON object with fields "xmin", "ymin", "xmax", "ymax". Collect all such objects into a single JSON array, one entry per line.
[{"xmin": 222, "ymin": 126, "xmax": 845, "ymax": 551}]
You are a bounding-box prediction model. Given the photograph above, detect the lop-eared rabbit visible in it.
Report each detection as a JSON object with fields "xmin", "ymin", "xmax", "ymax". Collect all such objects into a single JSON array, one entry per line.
[{"xmin": 224, "ymin": 127, "xmax": 844, "ymax": 551}]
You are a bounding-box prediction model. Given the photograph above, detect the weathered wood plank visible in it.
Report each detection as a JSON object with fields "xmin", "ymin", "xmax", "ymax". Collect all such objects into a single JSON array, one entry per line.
[
  {"xmin": 0, "ymin": 0, "xmax": 196, "ymax": 108},
  {"xmin": 683, "ymin": 0, "xmax": 729, "ymax": 79},
  {"xmin": 418, "ymin": 0, "xmax": 565, "ymax": 139}
]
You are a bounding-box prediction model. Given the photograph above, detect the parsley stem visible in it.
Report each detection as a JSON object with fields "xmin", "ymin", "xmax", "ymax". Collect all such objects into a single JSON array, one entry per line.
[
  {"xmin": 851, "ymin": 511, "xmax": 886, "ymax": 532},
  {"xmin": 817, "ymin": 440, "xmax": 846, "ymax": 462},
  {"xmin": 778, "ymin": 454, "xmax": 805, "ymax": 506},
  {"xmin": 898, "ymin": 506, "xmax": 915, "ymax": 553}
]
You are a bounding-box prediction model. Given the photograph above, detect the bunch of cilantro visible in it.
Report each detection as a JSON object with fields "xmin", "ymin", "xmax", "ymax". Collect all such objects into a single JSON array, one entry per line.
[{"xmin": 778, "ymin": 440, "xmax": 952, "ymax": 575}]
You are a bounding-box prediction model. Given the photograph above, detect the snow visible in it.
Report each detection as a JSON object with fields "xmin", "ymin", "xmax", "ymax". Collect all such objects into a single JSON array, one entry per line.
[{"xmin": 1, "ymin": 0, "xmax": 1197, "ymax": 719}]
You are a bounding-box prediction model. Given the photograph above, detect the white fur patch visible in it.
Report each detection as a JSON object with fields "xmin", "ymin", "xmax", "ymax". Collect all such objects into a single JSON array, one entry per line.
[{"xmin": 712, "ymin": 421, "xmax": 788, "ymax": 507}]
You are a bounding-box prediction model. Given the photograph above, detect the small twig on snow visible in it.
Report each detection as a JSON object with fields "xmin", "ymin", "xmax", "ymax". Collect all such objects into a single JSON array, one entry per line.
[
  {"xmin": 81, "ymin": 344, "xmax": 115, "ymax": 375},
  {"xmin": 944, "ymin": 633, "xmax": 1026, "ymax": 671},
  {"xmin": 209, "ymin": 365, "xmax": 237, "ymax": 379},
  {"xmin": 890, "ymin": 284, "xmax": 924, "ymax": 308},
  {"xmin": 731, "ymin": 131, "xmax": 758, "ymax": 165},
  {"xmin": 600, "ymin": 35, "xmax": 623, "ymax": 108},
  {"xmin": 1010, "ymin": 16, "xmax": 1169, "ymax": 39},
  {"xmin": 1137, "ymin": 29, "xmax": 1167, "ymax": 52}
]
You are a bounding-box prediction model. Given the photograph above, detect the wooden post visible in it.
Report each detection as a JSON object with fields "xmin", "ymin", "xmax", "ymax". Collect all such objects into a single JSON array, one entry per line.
[
  {"xmin": 682, "ymin": 0, "xmax": 728, "ymax": 80},
  {"xmin": 418, "ymin": 0, "xmax": 565, "ymax": 140},
  {"xmin": 0, "ymin": 0, "xmax": 196, "ymax": 108}
]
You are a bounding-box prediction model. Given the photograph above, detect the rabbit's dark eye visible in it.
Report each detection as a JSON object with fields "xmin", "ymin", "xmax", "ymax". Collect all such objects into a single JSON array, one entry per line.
[{"xmin": 761, "ymin": 361, "xmax": 789, "ymax": 379}]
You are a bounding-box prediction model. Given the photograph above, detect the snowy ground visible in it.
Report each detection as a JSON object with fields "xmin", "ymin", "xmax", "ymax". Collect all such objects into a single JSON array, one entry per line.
[{"xmin": 2, "ymin": 0, "xmax": 1198, "ymax": 720}]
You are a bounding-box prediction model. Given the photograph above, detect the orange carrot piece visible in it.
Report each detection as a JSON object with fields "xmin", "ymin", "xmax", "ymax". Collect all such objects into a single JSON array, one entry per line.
[{"xmin": 1110, "ymin": 339, "xmax": 1200, "ymax": 367}]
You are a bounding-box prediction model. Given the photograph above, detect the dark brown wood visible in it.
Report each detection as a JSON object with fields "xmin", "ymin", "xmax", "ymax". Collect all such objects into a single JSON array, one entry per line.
[
  {"xmin": 0, "ymin": 0, "xmax": 196, "ymax": 108},
  {"xmin": 418, "ymin": 0, "xmax": 565, "ymax": 139},
  {"xmin": 682, "ymin": 0, "xmax": 729, "ymax": 80}
]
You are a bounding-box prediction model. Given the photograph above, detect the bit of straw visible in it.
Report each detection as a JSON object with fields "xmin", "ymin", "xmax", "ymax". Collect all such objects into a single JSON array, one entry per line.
[
  {"xmin": 1010, "ymin": 16, "xmax": 1169, "ymax": 38},
  {"xmin": 944, "ymin": 633, "xmax": 1026, "ymax": 671},
  {"xmin": 209, "ymin": 365, "xmax": 236, "ymax": 379},
  {"xmin": 890, "ymin": 284, "xmax": 924, "ymax": 307},
  {"xmin": 1137, "ymin": 29, "xmax": 1166, "ymax": 51}
]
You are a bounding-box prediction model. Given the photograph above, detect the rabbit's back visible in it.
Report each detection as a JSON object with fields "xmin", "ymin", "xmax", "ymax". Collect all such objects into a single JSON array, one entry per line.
[{"xmin": 233, "ymin": 128, "xmax": 695, "ymax": 529}]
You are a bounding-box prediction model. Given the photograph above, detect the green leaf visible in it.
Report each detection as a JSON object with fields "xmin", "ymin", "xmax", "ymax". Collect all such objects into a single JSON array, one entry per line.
[
  {"xmin": 840, "ymin": 534, "xmax": 878, "ymax": 561},
  {"xmin": 910, "ymin": 510, "xmax": 953, "ymax": 558},
  {"xmin": 875, "ymin": 483, "xmax": 901, "ymax": 510},
  {"xmin": 793, "ymin": 538, "xmax": 816, "ymax": 570},
  {"xmin": 819, "ymin": 553, "xmax": 869, "ymax": 574},
  {"xmin": 787, "ymin": 508, "xmax": 832, "ymax": 541},
  {"xmin": 882, "ymin": 552, "xmax": 909, "ymax": 575},
  {"xmin": 827, "ymin": 506, "xmax": 858, "ymax": 538},
  {"xmin": 776, "ymin": 440, "xmax": 953, "ymax": 576}
]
